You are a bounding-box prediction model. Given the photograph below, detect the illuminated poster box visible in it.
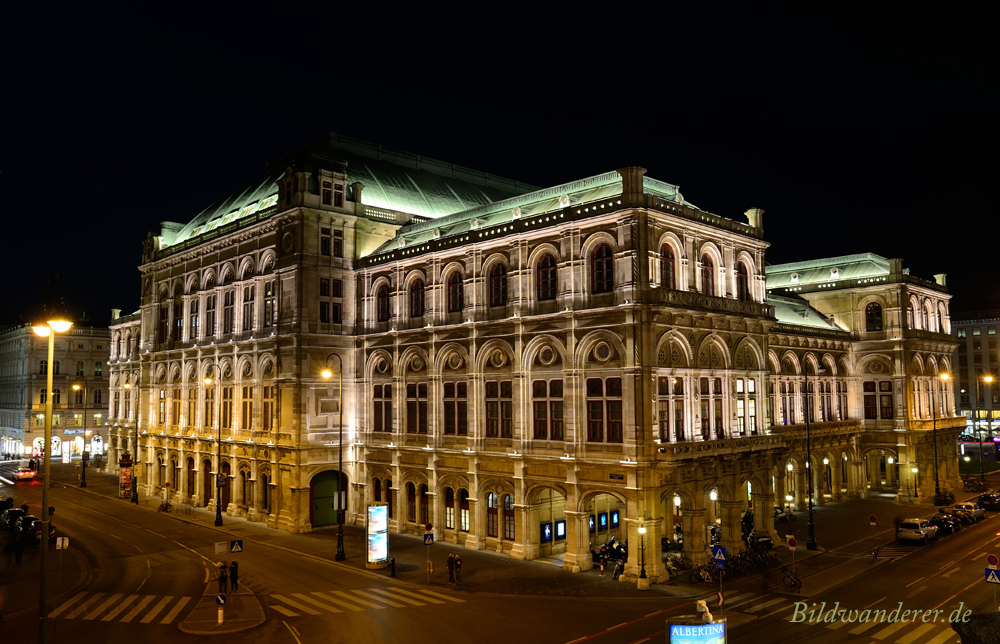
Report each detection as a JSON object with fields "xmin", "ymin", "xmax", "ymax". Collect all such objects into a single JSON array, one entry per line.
[
  {"xmin": 668, "ymin": 618, "xmax": 727, "ymax": 644},
  {"xmin": 367, "ymin": 502, "xmax": 389, "ymax": 569}
]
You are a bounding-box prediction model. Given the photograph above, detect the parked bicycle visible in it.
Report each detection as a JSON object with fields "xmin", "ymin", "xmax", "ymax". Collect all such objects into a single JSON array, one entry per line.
[
  {"xmin": 781, "ymin": 565, "xmax": 802, "ymax": 593},
  {"xmin": 157, "ymin": 500, "xmax": 173, "ymax": 513}
]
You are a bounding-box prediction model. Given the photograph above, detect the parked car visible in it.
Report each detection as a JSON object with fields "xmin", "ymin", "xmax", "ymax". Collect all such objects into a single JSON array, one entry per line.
[
  {"xmin": 928, "ymin": 513, "xmax": 962, "ymax": 534},
  {"xmin": 897, "ymin": 518, "xmax": 937, "ymax": 544},
  {"xmin": 14, "ymin": 467, "xmax": 36, "ymax": 481},
  {"xmin": 979, "ymin": 494, "xmax": 1000, "ymax": 511},
  {"xmin": 942, "ymin": 507, "xmax": 975, "ymax": 525},
  {"xmin": 1, "ymin": 507, "xmax": 26, "ymax": 531},
  {"xmin": 952, "ymin": 503, "xmax": 986, "ymax": 522}
]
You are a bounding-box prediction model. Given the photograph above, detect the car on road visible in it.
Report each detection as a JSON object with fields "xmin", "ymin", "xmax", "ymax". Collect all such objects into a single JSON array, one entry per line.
[
  {"xmin": 14, "ymin": 467, "xmax": 36, "ymax": 481},
  {"xmin": 2, "ymin": 507, "xmax": 26, "ymax": 531},
  {"xmin": 928, "ymin": 513, "xmax": 962, "ymax": 535},
  {"xmin": 978, "ymin": 494, "xmax": 1000, "ymax": 511},
  {"xmin": 952, "ymin": 503, "xmax": 986, "ymax": 521},
  {"xmin": 897, "ymin": 518, "xmax": 938, "ymax": 544}
]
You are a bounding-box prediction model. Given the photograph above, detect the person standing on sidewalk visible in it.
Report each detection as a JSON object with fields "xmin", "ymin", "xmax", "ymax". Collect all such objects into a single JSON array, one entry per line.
[
  {"xmin": 229, "ymin": 561, "xmax": 240, "ymax": 593},
  {"xmin": 454, "ymin": 555, "xmax": 462, "ymax": 582},
  {"xmin": 217, "ymin": 563, "xmax": 228, "ymax": 593},
  {"xmin": 447, "ymin": 552, "xmax": 455, "ymax": 584}
]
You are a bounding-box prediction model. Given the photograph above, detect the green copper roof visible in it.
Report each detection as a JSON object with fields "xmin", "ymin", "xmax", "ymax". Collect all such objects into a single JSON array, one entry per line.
[
  {"xmin": 768, "ymin": 293, "xmax": 845, "ymax": 331},
  {"xmin": 765, "ymin": 253, "xmax": 891, "ymax": 289},
  {"xmin": 160, "ymin": 133, "xmax": 538, "ymax": 250}
]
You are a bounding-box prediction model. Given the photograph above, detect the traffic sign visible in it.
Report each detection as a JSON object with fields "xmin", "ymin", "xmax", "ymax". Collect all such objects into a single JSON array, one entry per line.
[
  {"xmin": 715, "ymin": 560, "xmax": 726, "ymax": 571},
  {"xmin": 988, "ymin": 554, "xmax": 999, "ymax": 570},
  {"xmin": 215, "ymin": 541, "xmax": 227, "ymax": 554},
  {"xmin": 216, "ymin": 474, "xmax": 228, "ymax": 488},
  {"xmin": 425, "ymin": 523, "xmax": 433, "ymax": 531},
  {"xmin": 216, "ymin": 594, "xmax": 227, "ymax": 605},
  {"xmin": 423, "ymin": 533, "xmax": 434, "ymax": 545},
  {"xmin": 230, "ymin": 540, "xmax": 243, "ymax": 553},
  {"xmin": 717, "ymin": 591, "xmax": 724, "ymax": 607},
  {"xmin": 788, "ymin": 537, "xmax": 798, "ymax": 550},
  {"xmin": 55, "ymin": 537, "xmax": 69, "ymax": 550},
  {"xmin": 869, "ymin": 514, "xmax": 877, "ymax": 526},
  {"xmin": 711, "ymin": 545, "xmax": 726, "ymax": 561},
  {"xmin": 986, "ymin": 569, "xmax": 1000, "ymax": 584}
]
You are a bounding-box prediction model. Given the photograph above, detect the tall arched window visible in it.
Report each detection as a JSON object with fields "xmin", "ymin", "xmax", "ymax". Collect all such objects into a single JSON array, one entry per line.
[
  {"xmin": 53, "ymin": 389, "xmax": 61, "ymax": 404},
  {"xmin": 660, "ymin": 245, "xmax": 675, "ymax": 290},
  {"xmin": 503, "ymin": 494, "xmax": 515, "ymax": 540},
  {"xmin": 591, "ymin": 244, "xmax": 614, "ymax": 294},
  {"xmin": 937, "ymin": 310, "xmax": 943, "ymax": 333},
  {"xmin": 40, "ymin": 360, "xmax": 47, "ymax": 375},
  {"xmin": 922, "ymin": 306, "xmax": 929, "ymax": 331},
  {"xmin": 486, "ymin": 492, "xmax": 498, "ymax": 538},
  {"xmin": 419, "ymin": 484, "xmax": 429, "ymax": 524},
  {"xmin": 701, "ymin": 255, "xmax": 715, "ymax": 296},
  {"xmin": 489, "ymin": 264, "xmax": 507, "ymax": 307},
  {"xmin": 736, "ymin": 262, "xmax": 750, "ymax": 301},
  {"xmin": 409, "ymin": 279, "xmax": 424, "ymax": 318},
  {"xmin": 908, "ymin": 303, "xmax": 915, "ymax": 328},
  {"xmin": 447, "ymin": 272, "xmax": 464, "ymax": 313},
  {"xmin": 407, "ymin": 482, "xmax": 417, "ymax": 523},
  {"xmin": 866, "ymin": 302, "xmax": 883, "ymax": 331},
  {"xmin": 376, "ymin": 285, "xmax": 390, "ymax": 322},
  {"xmin": 537, "ymin": 254, "xmax": 557, "ymax": 301}
]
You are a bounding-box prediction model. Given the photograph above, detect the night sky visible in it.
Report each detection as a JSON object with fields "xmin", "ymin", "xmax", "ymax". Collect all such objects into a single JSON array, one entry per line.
[{"xmin": 3, "ymin": 5, "xmax": 996, "ymax": 326}]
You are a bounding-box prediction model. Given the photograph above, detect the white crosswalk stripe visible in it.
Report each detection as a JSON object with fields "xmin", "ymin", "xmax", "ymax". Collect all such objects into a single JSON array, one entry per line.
[
  {"xmin": 46, "ymin": 591, "xmax": 194, "ymax": 624},
  {"xmin": 270, "ymin": 586, "xmax": 466, "ymax": 617}
]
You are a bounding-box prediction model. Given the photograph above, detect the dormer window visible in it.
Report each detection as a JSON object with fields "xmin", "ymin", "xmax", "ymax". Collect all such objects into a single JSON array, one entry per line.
[
  {"xmin": 322, "ymin": 181, "xmax": 333, "ymax": 205},
  {"xmin": 334, "ymin": 184, "xmax": 344, "ymax": 207},
  {"xmin": 790, "ymin": 273, "xmax": 799, "ymax": 283},
  {"xmin": 830, "ymin": 268, "xmax": 839, "ymax": 278}
]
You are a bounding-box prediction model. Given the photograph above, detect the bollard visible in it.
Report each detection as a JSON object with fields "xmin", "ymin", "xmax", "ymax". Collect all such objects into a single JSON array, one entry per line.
[
  {"xmin": 390, "ymin": 557, "xmax": 396, "ymax": 578},
  {"xmin": 218, "ymin": 607, "xmax": 224, "ymax": 625},
  {"xmin": 600, "ymin": 561, "xmax": 605, "ymax": 576}
]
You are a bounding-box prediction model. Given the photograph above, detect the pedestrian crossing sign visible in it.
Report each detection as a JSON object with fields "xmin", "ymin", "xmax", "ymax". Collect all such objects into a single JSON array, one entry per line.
[
  {"xmin": 712, "ymin": 546, "xmax": 726, "ymax": 561},
  {"xmin": 230, "ymin": 540, "xmax": 243, "ymax": 553},
  {"xmin": 986, "ymin": 569, "xmax": 1000, "ymax": 584}
]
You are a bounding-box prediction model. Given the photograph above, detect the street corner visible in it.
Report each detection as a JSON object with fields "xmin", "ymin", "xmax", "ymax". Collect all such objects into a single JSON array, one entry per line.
[{"xmin": 178, "ymin": 590, "xmax": 267, "ymax": 636}]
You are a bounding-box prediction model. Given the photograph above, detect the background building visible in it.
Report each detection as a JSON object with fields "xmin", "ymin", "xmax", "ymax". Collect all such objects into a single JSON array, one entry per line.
[
  {"xmin": 106, "ymin": 134, "xmax": 963, "ymax": 584},
  {"xmin": 0, "ymin": 323, "xmax": 110, "ymax": 459},
  {"xmin": 950, "ymin": 310, "xmax": 1000, "ymax": 436}
]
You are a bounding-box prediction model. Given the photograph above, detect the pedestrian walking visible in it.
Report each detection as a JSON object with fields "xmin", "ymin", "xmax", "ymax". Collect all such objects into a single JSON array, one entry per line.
[
  {"xmin": 454, "ymin": 555, "xmax": 462, "ymax": 582},
  {"xmin": 447, "ymin": 552, "xmax": 455, "ymax": 584},
  {"xmin": 229, "ymin": 561, "xmax": 240, "ymax": 592},
  {"xmin": 217, "ymin": 563, "xmax": 228, "ymax": 593}
]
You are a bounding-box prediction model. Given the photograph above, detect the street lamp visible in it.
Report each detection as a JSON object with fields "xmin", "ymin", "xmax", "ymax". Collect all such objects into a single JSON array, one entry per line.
[
  {"xmin": 32, "ymin": 313, "xmax": 73, "ymax": 644},
  {"xmin": 911, "ymin": 467, "xmax": 919, "ymax": 499},
  {"xmin": 637, "ymin": 524, "xmax": 647, "ymax": 585},
  {"xmin": 804, "ymin": 360, "xmax": 826, "ymax": 550},
  {"xmin": 321, "ymin": 352, "xmax": 346, "ymax": 561},
  {"xmin": 123, "ymin": 381, "xmax": 138, "ymax": 504},
  {"xmin": 932, "ymin": 373, "xmax": 949, "ymax": 506},
  {"xmin": 72, "ymin": 382, "xmax": 88, "ymax": 487},
  {"xmin": 203, "ymin": 364, "xmax": 224, "ymax": 527},
  {"xmin": 975, "ymin": 374, "xmax": 993, "ymax": 483},
  {"xmin": 964, "ymin": 456, "xmax": 971, "ymax": 476}
]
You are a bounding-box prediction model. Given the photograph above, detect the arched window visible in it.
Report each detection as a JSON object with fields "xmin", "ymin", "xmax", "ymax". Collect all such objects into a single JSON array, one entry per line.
[
  {"xmin": 922, "ymin": 306, "xmax": 929, "ymax": 331},
  {"xmin": 736, "ymin": 262, "xmax": 750, "ymax": 301},
  {"xmin": 537, "ymin": 254, "xmax": 557, "ymax": 301},
  {"xmin": 660, "ymin": 245, "xmax": 675, "ymax": 290},
  {"xmin": 53, "ymin": 389, "xmax": 61, "ymax": 404},
  {"xmin": 95, "ymin": 362, "xmax": 103, "ymax": 377},
  {"xmin": 701, "ymin": 255, "xmax": 715, "ymax": 296},
  {"xmin": 40, "ymin": 360, "xmax": 47, "ymax": 375},
  {"xmin": 591, "ymin": 244, "xmax": 614, "ymax": 294},
  {"xmin": 445, "ymin": 487, "xmax": 455, "ymax": 529},
  {"xmin": 373, "ymin": 477, "xmax": 382, "ymax": 502},
  {"xmin": 409, "ymin": 279, "xmax": 424, "ymax": 318},
  {"xmin": 94, "ymin": 389, "xmax": 102, "ymax": 405},
  {"xmin": 376, "ymin": 285, "xmax": 390, "ymax": 322},
  {"xmin": 447, "ymin": 272, "xmax": 463, "ymax": 313},
  {"xmin": 419, "ymin": 484, "xmax": 429, "ymax": 524},
  {"xmin": 908, "ymin": 303, "xmax": 915, "ymax": 328},
  {"xmin": 937, "ymin": 310, "xmax": 943, "ymax": 333},
  {"xmin": 489, "ymin": 264, "xmax": 507, "ymax": 307},
  {"xmin": 76, "ymin": 361, "xmax": 84, "ymax": 376},
  {"xmin": 503, "ymin": 494, "xmax": 515, "ymax": 540},
  {"xmin": 54, "ymin": 361, "xmax": 61, "ymax": 376},
  {"xmin": 486, "ymin": 492, "xmax": 499, "ymax": 538},
  {"xmin": 459, "ymin": 489, "xmax": 470, "ymax": 532},
  {"xmin": 866, "ymin": 303, "xmax": 883, "ymax": 331},
  {"xmin": 261, "ymin": 472, "xmax": 270, "ymax": 512},
  {"xmin": 407, "ymin": 482, "xmax": 417, "ymax": 523},
  {"xmin": 40, "ymin": 388, "xmax": 47, "ymax": 404}
]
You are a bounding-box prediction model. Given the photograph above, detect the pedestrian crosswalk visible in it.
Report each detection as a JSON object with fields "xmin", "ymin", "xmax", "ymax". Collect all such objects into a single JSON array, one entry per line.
[
  {"xmin": 876, "ymin": 545, "xmax": 923, "ymax": 559},
  {"xmin": 709, "ymin": 591, "xmax": 960, "ymax": 644},
  {"xmin": 49, "ymin": 591, "xmax": 193, "ymax": 625},
  {"xmin": 269, "ymin": 586, "xmax": 465, "ymax": 618}
]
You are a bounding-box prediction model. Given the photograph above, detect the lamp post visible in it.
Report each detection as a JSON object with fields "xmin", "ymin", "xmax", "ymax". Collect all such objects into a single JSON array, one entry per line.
[
  {"xmin": 204, "ymin": 364, "xmax": 224, "ymax": 527},
  {"xmin": 321, "ymin": 353, "xmax": 346, "ymax": 561},
  {"xmin": 976, "ymin": 374, "xmax": 993, "ymax": 483},
  {"xmin": 911, "ymin": 467, "xmax": 919, "ymax": 499},
  {"xmin": 803, "ymin": 360, "xmax": 825, "ymax": 550},
  {"xmin": 32, "ymin": 314, "xmax": 73, "ymax": 644},
  {"xmin": 932, "ymin": 373, "xmax": 949, "ymax": 506},
  {"xmin": 124, "ymin": 381, "xmax": 139, "ymax": 504},
  {"xmin": 637, "ymin": 523, "xmax": 647, "ymax": 587},
  {"xmin": 72, "ymin": 381, "xmax": 88, "ymax": 487}
]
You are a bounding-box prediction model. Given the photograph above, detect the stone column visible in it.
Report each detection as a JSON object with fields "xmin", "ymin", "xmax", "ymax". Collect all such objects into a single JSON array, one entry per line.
[
  {"xmin": 719, "ymin": 500, "xmax": 744, "ymax": 555},
  {"xmin": 754, "ymin": 492, "xmax": 778, "ymax": 543},
  {"xmin": 563, "ymin": 511, "xmax": 591, "ymax": 573},
  {"xmin": 868, "ymin": 456, "xmax": 882, "ymax": 491},
  {"xmin": 832, "ymin": 458, "xmax": 844, "ymax": 502},
  {"xmin": 685, "ymin": 508, "xmax": 709, "ymax": 566},
  {"xmin": 814, "ymin": 465, "xmax": 826, "ymax": 507},
  {"xmin": 794, "ymin": 470, "xmax": 807, "ymax": 511}
]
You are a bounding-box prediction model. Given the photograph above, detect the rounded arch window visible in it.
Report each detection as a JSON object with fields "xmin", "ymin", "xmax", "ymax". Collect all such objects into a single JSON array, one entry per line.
[
  {"xmin": 537, "ymin": 254, "xmax": 557, "ymax": 301},
  {"xmin": 736, "ymin": 262, "xmax": 750, "ymax": 301},
  {"xmin": 865, "ymin": 302, "xmax": 883, "ymax": 332},
  {"xmin": 660, "ymin": 244, "xmax": 675, "ymax": 290},
  {"xmin": 447, "ymin": 272, "xmax": 464, "ymax": 313},
  {"xmin": 376, "ymin": 285, "xmax": 390, "ymax": 322},
  {"xmin": 409, "ymin": 279, "xmax": 425, "ymax": 318},
  {"xmin": 701, "ymin": 254, "xmax": 715, "ymax": 297},
  {"xmin": 591, "ymin": 243, "xmax": 614, "ymax": 294},
  {"xmin": 489, "ymin": 263, "xmax": 507, "ymax": 307}
]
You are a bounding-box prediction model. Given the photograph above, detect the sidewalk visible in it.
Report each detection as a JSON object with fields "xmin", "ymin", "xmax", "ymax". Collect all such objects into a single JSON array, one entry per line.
[{"xmin": 44, "ymin": 463, "xmax": 1000, "ymax": 608}]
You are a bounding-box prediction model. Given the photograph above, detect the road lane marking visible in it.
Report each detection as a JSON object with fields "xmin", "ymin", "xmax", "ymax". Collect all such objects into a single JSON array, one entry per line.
[
  {"xmin": 413, "ymin": 589, "xmax": 465, "ymax": 603},
  {"xmin": 282, "ymin": 620, "xmax": 303, "ymax": 644},
  {"xmin": 350, "ymin": 589, "xmax": 406, "ymax": 607},
  {"xmin": 760, "ymin": 603, "xmax": 793, "ymax": 619},
  {"xmin": 926, "ymin": 626, "xmax": 960, "ymax": 644},
  {"xmin": 160, "ymin": 597, "xmax": 190, "ymax": 624},
  {"xmin": 272, "ymin": 605, "xmax": 298, "ymax": 617},
  {"xmin": 66, "ymin": 592, "xmax": 106, "ymax": 619},
  {"xmin": 943, "ymin": 567, "xmax": 961, "ymax": 578},
  {"xmin": 120, "ymin": 595, "xmax": 155, "ymax": 622},
  {"xmin": 380, "ymin": 587, "xmax": 446, "ymax": 604},
  {"xmin": 973, "ymin": 552, "xmax": 988, "ymax": 561},
  {"xmin": 83, "ymin": 593, "xmax": 122, "ymax": 620},
  {"xmin": 897, "ymin": 623, "xmax": 937, "ymax": 644},
  {"xmin": 291, "ymin": 593, "xmax": 344, "ymax": 614},
  {"xmin": 330, "ymin": 590, "xmax": 385, "ymax": 609},
  {"xmin": 607, "ymin": 622, "xmax": 628, "ymax": 631},
  {"xmin": 848, "ymin": 619, "xmax": 881, "ymax": 635},
  {"xmin": 48, "ymin": 592, "xmax": 87, "ymax": 618},
  {"xmin": 745, "ymin": 598, "xmax": 784, "ymax": 613},
  {"xmin": 564, "ymin": 638, "xmax": 587, "ymax": 644},
  {"xmin": 0, "ymin": 475, "xmax": 14, "ymax": 484},
  {"xmin": 311, "ymin": 592, "xmax": 365, "ymax": 611},
  {"xmin": 139, "ymin": 595, "xmax": 173, "ymax": 623},
  {"xmin": 904, "ymin": 585, "xmax": 927, "ymax": 598},
  {"xmin": 905, "ymin": 576, "xmax": 925, "ymax": 587},
  {"xmin": 367, "ymin": 588, "xmax": 426, "ymax": 606},
  {"xmin": 870, "ymin": 621, "xmax": 907, "ymax": 640},
  {"xmin": 937, "ymin": 559, "xmax": 958, "ymax": 570},
  {"xmin": 271, "ymin": 595, "xmax": 322, "ymax": 615},
  {"xmin": 102, "ymin": 595, "xmax": 138, "ymax": 621}
]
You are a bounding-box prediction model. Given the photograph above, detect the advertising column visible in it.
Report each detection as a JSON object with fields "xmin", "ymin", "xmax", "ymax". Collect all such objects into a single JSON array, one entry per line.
[{"xmin": 367, "ymin": 502, "xmax": 389, "ymax": 569}]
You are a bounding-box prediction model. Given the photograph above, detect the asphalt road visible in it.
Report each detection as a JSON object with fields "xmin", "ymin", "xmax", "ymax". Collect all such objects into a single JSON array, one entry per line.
[{"xmin": 2, "ymin": 458, "xmax": 994, "ymax": 644}]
